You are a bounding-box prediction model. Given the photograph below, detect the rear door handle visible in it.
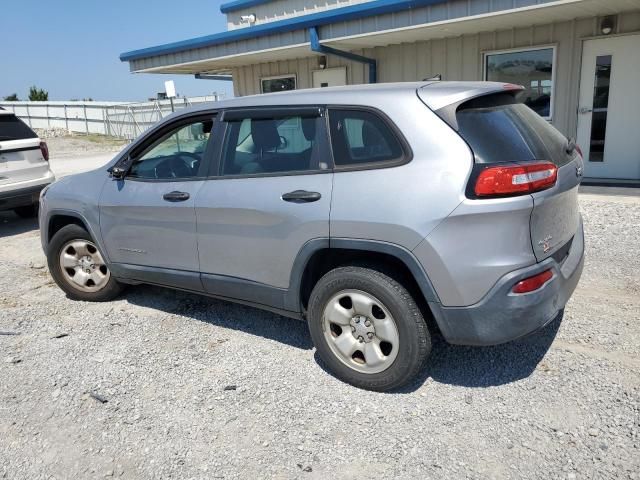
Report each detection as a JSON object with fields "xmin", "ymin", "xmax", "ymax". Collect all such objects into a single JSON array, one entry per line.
[
  {"xmin": 281, "ymin": 190, "xmax": 322, "ymax": 203},
  {"xmin": 163, "ymin": 191, "xmax": 190, "ymax": 202}
]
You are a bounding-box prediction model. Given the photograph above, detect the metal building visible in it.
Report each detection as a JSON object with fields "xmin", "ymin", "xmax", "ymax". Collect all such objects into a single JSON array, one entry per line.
[{"xmin": 120, "ymin": 0, "xmax": 640, "ymax": 182}]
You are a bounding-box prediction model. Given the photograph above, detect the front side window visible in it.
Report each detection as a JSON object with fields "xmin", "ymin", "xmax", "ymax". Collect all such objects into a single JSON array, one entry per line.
[
  {"xmin": 128, "ymin": 118, "xmax": 214, "ymax": 180},
  {"xmin": 485, "ymin": 47, "xmax": 555, "ymax": 119},
  {"xmin": 329, "ymin": 109, "xmax": 404, "ymax": 167},
  {"xmin": 221, "ymin": 114, "xmax": 325, "ymax": 176}
]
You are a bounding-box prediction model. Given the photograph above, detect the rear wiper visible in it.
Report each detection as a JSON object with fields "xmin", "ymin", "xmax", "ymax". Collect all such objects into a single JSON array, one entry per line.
[{"xmin": 566, "ymin": 138, "xmax": 577, "ymax": 154}]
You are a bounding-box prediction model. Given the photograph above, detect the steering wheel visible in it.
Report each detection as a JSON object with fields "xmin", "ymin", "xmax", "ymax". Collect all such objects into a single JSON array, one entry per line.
[
  {"xmin": 153, "ymin": 155, "xmax": 194, "ymax": 179},
  {"xmin": 177, "ymin": 151, "xmax": 201, "ymax": 161}
]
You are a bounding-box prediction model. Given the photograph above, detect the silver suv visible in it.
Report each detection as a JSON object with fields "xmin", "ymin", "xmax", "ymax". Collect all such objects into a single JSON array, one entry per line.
[
  {"xmin": 1, "ymin": 109, "xmax": 54, "ymax": 217},
  {"xmin": 40, "ymin": 82, "xmax": 584, "ymax": 391}
]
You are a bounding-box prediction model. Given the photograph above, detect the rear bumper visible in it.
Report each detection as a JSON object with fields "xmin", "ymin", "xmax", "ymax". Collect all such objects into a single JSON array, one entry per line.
[
  {"xmin": 0, "ymin": 183, "xmax": 49, "ymax": 211},
  {"xmin": 431, "ymin": 218, "xmax": 584, "ymax": 346}
]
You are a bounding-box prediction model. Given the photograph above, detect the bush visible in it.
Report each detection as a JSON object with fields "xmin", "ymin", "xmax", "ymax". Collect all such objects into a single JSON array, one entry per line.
[{"xmin": 28, "ymin": 86, "xmax": 48, "ymax": 101}]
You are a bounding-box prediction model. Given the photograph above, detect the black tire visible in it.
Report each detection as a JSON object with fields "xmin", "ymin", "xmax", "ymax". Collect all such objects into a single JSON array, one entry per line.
[
  {"xmin": 307, "ymin": 266, "xmax": 431, "ymax": 392},
  {"xmin": 47, "ymin": 224, "xmax": 124, "ymax": 302},
  {"xmin": 14, "ymin": 203, "xmax": 39, "ymax": 218}
]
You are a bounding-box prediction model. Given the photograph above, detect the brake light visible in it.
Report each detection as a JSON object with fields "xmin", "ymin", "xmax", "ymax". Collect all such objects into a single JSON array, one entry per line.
[
  {"xmin": 512, "ymin": 269, "xmax": 553, "ymax": 294},
  {"xmin": 39, "ymin": 141, "xmax": 49, "ymax": 162},
  {"xmin": 474, "ymin": 162, "xmax": 557, "ymax": 197}
]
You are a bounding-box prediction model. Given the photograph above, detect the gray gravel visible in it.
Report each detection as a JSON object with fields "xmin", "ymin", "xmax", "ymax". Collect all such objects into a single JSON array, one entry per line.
[{"xmin": 1, "ymin": 190, "xmax": 639, "ymax": 479}]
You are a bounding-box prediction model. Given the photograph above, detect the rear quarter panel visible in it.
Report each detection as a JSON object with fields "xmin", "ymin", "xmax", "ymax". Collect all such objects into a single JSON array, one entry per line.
[
  {"xmin": 329, "ymin": 95, "xmax": 472, "ymax": 249},
  {"xmin": 413, "ymin": 195, "xmax": 536, "ymax": 307}
]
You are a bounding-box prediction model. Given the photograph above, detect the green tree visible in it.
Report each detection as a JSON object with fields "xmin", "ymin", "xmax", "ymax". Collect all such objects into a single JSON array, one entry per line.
[
  {"xmin": 3, "ymin": 93, "xmax": 19, "ymax": 101},
  {"xmin": 28, "ymin": 86, "xmax": 48, "ymax": 101}
]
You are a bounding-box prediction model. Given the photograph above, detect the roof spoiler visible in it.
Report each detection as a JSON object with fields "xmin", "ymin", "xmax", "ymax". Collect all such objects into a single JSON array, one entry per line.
[{"xmin": 417, "ymin": 82, "xmax": 524, "ymax": 130}]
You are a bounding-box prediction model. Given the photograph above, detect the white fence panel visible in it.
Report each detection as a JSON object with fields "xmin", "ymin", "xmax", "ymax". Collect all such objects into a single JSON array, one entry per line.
[{"xmin": 0, "ymin": 95, "xmax": 223, "ymax": 139}]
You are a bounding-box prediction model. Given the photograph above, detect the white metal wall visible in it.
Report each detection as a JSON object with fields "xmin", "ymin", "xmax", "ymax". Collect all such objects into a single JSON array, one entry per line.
[
  {"xmin": 231, "ymin": 12, "xmax": 640, "ymax": 139},
  {"xmin": 129, "ymin": 0, "xmax": 558, "ymax": 72},
  {"xmin": 227, "ymin": 0, "xmax": 371, "ymax": 30},
  {"xmin": 225, "ymin": 0, "xmax": 557, "ymax": 30}
]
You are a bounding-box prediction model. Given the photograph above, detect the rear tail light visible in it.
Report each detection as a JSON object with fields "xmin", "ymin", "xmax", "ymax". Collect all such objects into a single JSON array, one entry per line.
[
  {"xmin": 512, "ymin": 269, "xmax": 553, "ymax": 294},
  {"xmin": 39, "ymin": 141, "xmax": 49, "ymax": 162},
  {"xmin": 474, "ymin": 162, "xmax": 557, "ymax": 197}
]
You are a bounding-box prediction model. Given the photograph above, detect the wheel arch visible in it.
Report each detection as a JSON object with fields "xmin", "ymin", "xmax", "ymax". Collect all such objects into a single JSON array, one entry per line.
[
  {"xmin": 286, "ymin": 239, "xmax": 441, "ymax": 319},
  {"xmin": 44, "ymin": 210, "xmax": 109, "ymax": 263}
]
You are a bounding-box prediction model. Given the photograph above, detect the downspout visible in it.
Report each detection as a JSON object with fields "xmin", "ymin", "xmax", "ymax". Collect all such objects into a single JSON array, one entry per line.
[{"xmin": 309, "ymin": 27, "xmax": 377, "ymax": 83}]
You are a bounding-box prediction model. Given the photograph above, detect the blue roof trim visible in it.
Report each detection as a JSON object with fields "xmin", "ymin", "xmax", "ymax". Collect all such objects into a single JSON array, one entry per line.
[
  {"xmin": 220, "ymin": 0, "xmax": 273, "ymax": 14},
  {"xmin": 120, "ymin": 0, "xmax": 450, "ymax": 62}
]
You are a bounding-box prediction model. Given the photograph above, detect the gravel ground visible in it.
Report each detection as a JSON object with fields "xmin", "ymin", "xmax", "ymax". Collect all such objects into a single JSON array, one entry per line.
[
  {"xmin": 39, "ymin": 133, "xmax": 127, "ymax": 178},
  {"xmin": 1, "ymin": 189, "xmax": 639, "ymax": 479}
]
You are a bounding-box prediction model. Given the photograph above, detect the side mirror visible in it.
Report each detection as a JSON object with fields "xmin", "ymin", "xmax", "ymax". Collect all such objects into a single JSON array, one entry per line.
[
  {"xmin": 109, "ymin": 156, "xmax": 133, "ymax": 180},
  {"xmin": 110, "ymin": 166, "xmax": 127, "ymax": 180}
]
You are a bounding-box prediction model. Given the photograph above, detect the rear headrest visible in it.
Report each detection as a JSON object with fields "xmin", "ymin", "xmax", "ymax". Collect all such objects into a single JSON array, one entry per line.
[
  {"xmin": 301, "ymin": 117, "xmax": 316, "ymax": 141},
  {"xmin": 251, "ymin": 119, "xmax": 280, "ymax": 151},
  {"xmin": 362, "ymin": 121, "xmax": 381, "ymax": 147}
]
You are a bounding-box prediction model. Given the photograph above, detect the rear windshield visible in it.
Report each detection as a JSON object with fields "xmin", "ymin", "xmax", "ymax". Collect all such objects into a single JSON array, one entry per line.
[
  {"xmin": 0, "ymin": 114, "xmax": 38, "ymax": 141},
  {"xmin": 456, "ymin": 93, "xmax": 572, "ymax": 166}
]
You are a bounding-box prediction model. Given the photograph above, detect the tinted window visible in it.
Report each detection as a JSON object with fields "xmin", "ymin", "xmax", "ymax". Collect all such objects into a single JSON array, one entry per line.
[
  {"xmin": 329, "ymin": 110, "xmax": 404, "ymax": 167},
  {"xmin": 456, "ymin": 93, "xmax": 571, "ymax": 166},
  {"xmin": 261, "ymin": 76, "xmax": 296, "ymax": 93},
  {"xmin": 128, "ymin": 119, "xmax": 213, "ymax": 179},
  {"xmin": 221, "ymin": 115, "xmax": 325, "ymax": 175},
  {"xmin": 0, "ymin": 115, "xmax": 37, "ymax": 141}
]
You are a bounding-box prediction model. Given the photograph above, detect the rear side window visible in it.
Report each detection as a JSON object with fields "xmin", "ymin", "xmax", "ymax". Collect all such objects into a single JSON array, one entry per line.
[
  {"xmin": 0, "ymin": 115, "xmax": 37, "ymax": 141},
  {"xmin": 329, "ymin": 109, "xmax": 404, "ymax": 167},
  {"xmin": 221, "ymin": 114, "xmax": 326, "ymax": 176},
  {"xmin": 456, "ymin": 93, "xmax": 572, "ymax": 166}
]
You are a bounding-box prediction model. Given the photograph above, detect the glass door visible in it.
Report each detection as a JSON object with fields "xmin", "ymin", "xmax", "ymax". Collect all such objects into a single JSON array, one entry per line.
[{"xmin": 577, "ymin": 35, "xmax": 640, "ymax": 180}]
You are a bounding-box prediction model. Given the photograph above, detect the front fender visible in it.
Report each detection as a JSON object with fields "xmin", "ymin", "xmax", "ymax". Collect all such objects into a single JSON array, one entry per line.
[{"xmin": 39, "ymin": 169, "xmax": 109, "ymax": 261}]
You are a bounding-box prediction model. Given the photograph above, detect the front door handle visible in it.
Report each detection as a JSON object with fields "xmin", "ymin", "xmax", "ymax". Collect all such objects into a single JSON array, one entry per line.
[
  {"xmin": 163, "ymin": 191, "xmax": 190, "ymax": 202},
  {"xmin": 281, "ymin": 190, "xmax": 322, "ymax": 203}
]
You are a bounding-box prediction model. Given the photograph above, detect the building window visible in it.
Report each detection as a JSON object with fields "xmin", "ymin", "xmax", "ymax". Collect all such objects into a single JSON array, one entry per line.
[
  {"xmin": 484, "ymin": 47, "xmax": 555, "ymax": 119},
  {"xmin": 260, "ymin": 75, "xmax": 296, "ymax": 94}
]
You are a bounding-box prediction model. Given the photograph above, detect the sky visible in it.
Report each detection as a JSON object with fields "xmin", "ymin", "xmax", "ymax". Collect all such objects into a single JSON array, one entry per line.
[{"xmin": 1, "ymin": 0, "xmax": 234, "ymax": 102}]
